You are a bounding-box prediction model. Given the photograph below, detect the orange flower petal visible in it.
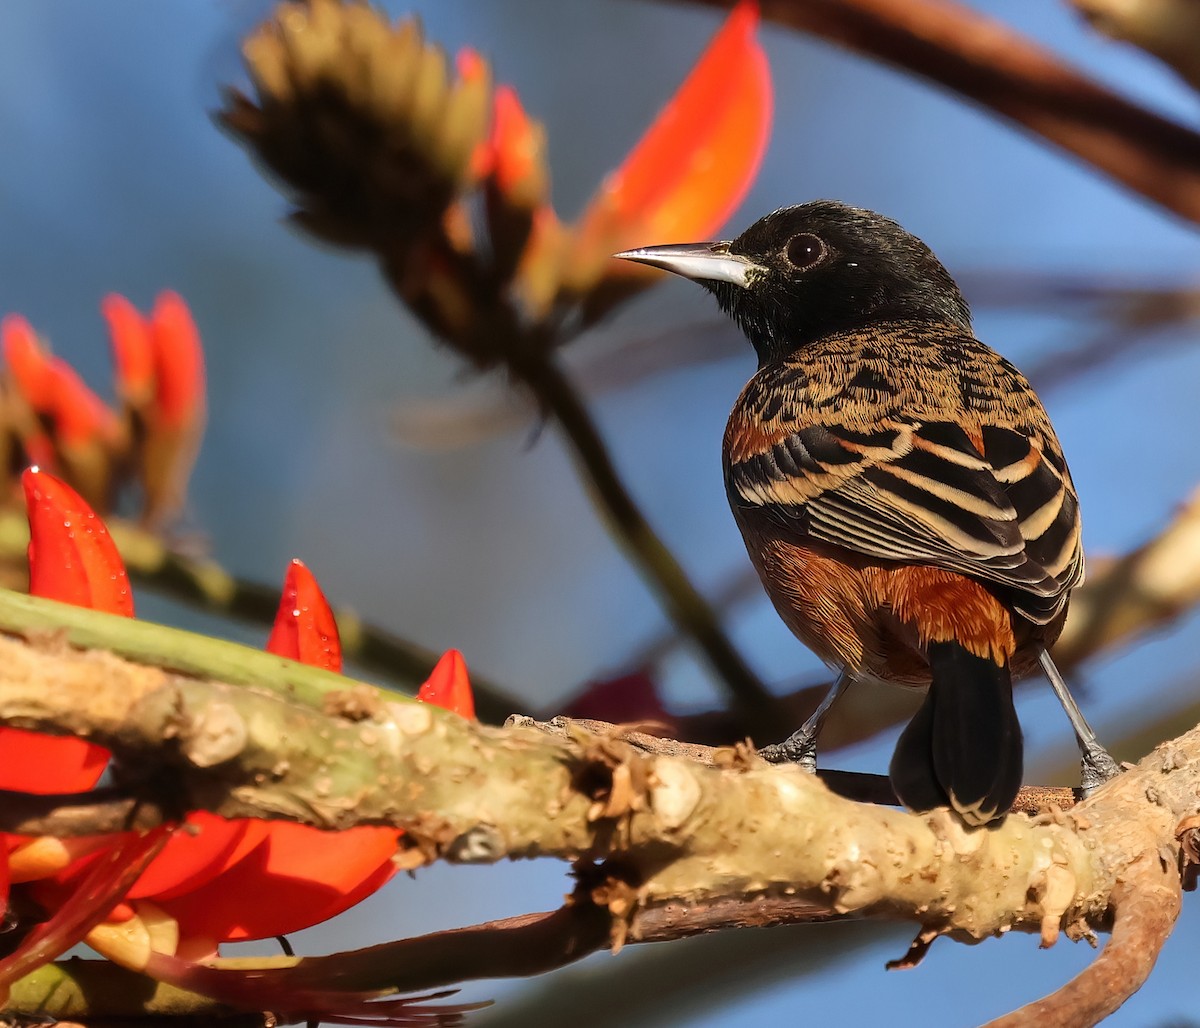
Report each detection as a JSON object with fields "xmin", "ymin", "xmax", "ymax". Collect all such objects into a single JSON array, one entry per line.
[
  {"xmin": 149, "ymin": 291, "xmax": 206, "ymax": 432},
  {"xmin": 417, "ymin": 649, "xmax": 476, "ymax": 720},
  {"xmin": 44, "ymin": 358, "xmax": 117, "ymax": 448},
  {"xmin": 455, "ymin": 47, "xmax": 492, "ymax": 183},
  {"xmin": 2, "ymin": 315, "xmax": 54, "ymax": 408},
  {"xmin": 577, "ymin": 0, "xmax": 771, "ymax": 251},
  {"xmin": 157, "ymin": 822, "xmax": 400, "ymax": 943},
  {"xmin": 23, "ymin": 467, "xmax": 133, "ymax": 617},
  {"xmin": 102, "ymin": 293, "xmax": 155, "ymax": 404},
  {"xmin": 488, "ymin": 86, "xmax": 542, "ymax": 203},
  {"xmin": 0, "ymin": 727, "xmax": 108, "ymax": 795},
  {"xmin": 265, "ymin": 559, "xmax": 342, "ymax": 672},
  {"xmin": 125, "ymin": 813, "xmax": 258, "ymax": 903},
  {"xmin": 456, "ymin": 46, "xmax": 486, "ymax": 83},
  {"xmin": 3, "ymin": 316, "xmax": 116, "ymax": 447}
]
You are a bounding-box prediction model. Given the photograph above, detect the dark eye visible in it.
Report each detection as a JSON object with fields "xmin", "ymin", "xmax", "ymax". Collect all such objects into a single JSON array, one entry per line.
[{"xmin": 785, "ymin": 233, "xmax": 826, "ymax": 270}]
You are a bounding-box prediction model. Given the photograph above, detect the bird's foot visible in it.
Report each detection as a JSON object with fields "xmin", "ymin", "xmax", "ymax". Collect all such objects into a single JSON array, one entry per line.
[
  {"xmin": 1080, "ymin": 743, "xmax": 1123, "ymax": 797},
  {"xmin": 758, "ymin": 730, "xmax": 818, "ymax": 773}
]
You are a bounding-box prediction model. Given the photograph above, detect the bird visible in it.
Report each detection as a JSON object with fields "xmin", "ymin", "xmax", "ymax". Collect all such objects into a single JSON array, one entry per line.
[{"xmin": 615, "ymin": 200, "xmax": 1119, "ymax": 825}]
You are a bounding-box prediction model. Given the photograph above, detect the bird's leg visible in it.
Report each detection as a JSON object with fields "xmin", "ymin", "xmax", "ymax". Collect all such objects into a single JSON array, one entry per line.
[
  {"xmin": 758, "ymin": 671, "xmax": 850, "ymax": 772},
  {"xmin": 1038, "ymin": 649, "xmax": 1122, "ymax": 794}
]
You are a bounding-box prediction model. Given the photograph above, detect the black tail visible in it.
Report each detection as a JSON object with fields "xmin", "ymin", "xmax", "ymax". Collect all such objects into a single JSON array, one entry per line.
[{"xmin": 889, "ymin": 640, "xmax": 1023, "ymax": 826}]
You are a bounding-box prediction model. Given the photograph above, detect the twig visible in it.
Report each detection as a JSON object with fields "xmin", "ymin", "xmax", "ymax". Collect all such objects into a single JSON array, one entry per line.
[
  {"xmin": 473, "ymin": 339, "xmax": 783, "ymax": 733},
  {"xmin": 0, "ymin": 787, "xmax": 164, "ymax": 836},
  {"xmin": 687, "ymin": 0, "xmax": 1200, "ymax": 224}
]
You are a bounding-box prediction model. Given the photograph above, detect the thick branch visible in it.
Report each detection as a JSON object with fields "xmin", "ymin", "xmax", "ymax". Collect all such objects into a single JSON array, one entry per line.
[
  {"xmin": 0, "ymin": 622, "xmax": 1194, "ymax": 957},
  {"xmin": 508, "ymin": 713, "xmax": 1078, "ymax": 812}
]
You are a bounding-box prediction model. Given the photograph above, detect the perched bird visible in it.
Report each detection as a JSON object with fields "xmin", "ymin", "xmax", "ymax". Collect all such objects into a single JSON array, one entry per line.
[{"xmin": 616, "ymin": 201, "xmax": 1118, "ymax": 825}]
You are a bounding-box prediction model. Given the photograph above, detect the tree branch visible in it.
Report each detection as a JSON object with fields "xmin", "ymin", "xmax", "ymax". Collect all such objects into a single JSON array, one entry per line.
[
  {"xmin": 987, "ymin": 853, "xmax": 1182, "ymax": 1026},
  {"xmin": 0, "ymin": 619, "xmax": 1195, "ymax": 964}
]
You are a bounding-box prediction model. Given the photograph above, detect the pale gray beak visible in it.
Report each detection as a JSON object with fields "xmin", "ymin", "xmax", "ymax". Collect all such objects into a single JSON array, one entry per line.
[{"xmin": 612, "ymin": 242, "xmax": 761, "ymax": 288}]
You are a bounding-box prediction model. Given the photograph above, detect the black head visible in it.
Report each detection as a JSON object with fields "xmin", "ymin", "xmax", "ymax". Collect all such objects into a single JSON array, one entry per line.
[{"xmin": 614, "ymin": 200, "xmax": 972, "ymax": 365}]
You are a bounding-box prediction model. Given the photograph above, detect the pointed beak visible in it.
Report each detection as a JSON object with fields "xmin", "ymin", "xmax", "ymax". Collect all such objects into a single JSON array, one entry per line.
[{"xmin": 612, "ymin": 242, "xmax": 761, "ymax": 289}]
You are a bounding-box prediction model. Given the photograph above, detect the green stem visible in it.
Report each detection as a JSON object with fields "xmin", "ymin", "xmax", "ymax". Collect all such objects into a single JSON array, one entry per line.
[
  {"xmin": 8, "ymin": 960, "xmax": 259, "ymax": 1024},
  {"xmin": 0, "ymin": 588, "xmax": 373, "ymax": 711}
]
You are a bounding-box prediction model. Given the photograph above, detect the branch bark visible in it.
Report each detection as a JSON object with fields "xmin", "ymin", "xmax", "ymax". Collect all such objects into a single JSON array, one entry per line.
[{"xmin": 0, "ymin": 614, "xmax": 1197, "ymax": 1021}]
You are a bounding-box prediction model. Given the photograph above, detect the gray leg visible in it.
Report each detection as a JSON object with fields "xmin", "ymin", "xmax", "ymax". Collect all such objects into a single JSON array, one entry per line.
[
  {"xmin": 759, "ymin": 671, "xmax": 851, "ymax": 772},
  {"xmin": 1039, "ymin": 648, "xmax": 1122, "ymax": 794}
]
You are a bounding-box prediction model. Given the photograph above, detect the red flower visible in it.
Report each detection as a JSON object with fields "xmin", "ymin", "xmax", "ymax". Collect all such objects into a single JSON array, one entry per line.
[
  {"xmin": 23, "ymin": 468, "xmax": 133, "ymax": 617},
  {"xmin": 0, "ymin": 469, "xmax": 127, "ymax": 798},
  {"xmin": 265, "ymin": 557, "xmax": 342, "ymax": 670},
  {"xmin": 2, "ymin": 316, "xmax": 117, "ymax": 451},
  {"xmin": 153, "ymin": 559, "xmax": 401, "ymax": 948},
  {"xmin": 418, "ymin": 648, "xmax": 477, "ymax": 720},
  {"xmin": 101, "ymin": 293, "xmax": 155, "ymax": 406},
  {"xmin": 1, "ymin": 476, "xmax": 480, "ymax": 1021}
]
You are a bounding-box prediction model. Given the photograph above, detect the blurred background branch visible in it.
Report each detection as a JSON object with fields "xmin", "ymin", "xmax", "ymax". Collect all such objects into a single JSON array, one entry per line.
[{"xmin": 689, "ymin": 0, "xmax": 1200, "ymax": 223}]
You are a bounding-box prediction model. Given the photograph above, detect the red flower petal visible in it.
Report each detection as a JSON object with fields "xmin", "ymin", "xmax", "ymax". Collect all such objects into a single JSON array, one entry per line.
[
  {"xmin": 0, "ymin": 727, "xmax": 108, "ymax": 796},
  {"xmin": 1, "ymin": 468, "xmax": 130, "ymax": 795},
  {"xmin": 563, "ymin": 670, "xmax": 674, "ymax": 727},
  {"xmin": 125, "ymin": 813, "xmax": 259, "ymax": 903},
  {"xmin": 266, "ymin": 559, "xmax": 342, "ymax": 671},
  {"xmin": 23, "ymin": 467, "xmax": 133, "ymax": 617},
  {"xmin": 149, "ymin": 291, "xmax": 206, "ymax": 432},
  {"xmin": 156, "ymin": 821, "xmax": 400, "ymax": 944},
  {"xmin": 44, "ymin": 359, "xmax": 118, "ymax": 448},
  {"xmin": 577, "ymin": 1, "xmax": 771, "ymax": 250},
  {"xmin": 141, "ymin": 559, "xmax": 396, "ymax": 945},
  {"xmin": 101, "ymin": 293, "xmax": 155, "ymax": 404},
  {"xmin": 417, "ymin": 649, "xmax": 477, "ymax": 720}
]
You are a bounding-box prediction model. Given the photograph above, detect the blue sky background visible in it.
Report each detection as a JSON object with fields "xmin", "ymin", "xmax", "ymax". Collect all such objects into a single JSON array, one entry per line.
[{"xmin": 1, "ymin": 1, "xmax": 1198, "ymax": 1024}]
